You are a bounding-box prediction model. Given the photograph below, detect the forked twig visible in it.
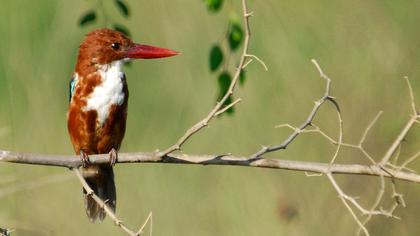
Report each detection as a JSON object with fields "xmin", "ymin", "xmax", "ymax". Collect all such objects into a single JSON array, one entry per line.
[
  {"xmin": 73, "ymin": 168, "xmax": 152, "ymax": 236},
  {"xmin": 249, "ymin": 59, "xmax": 340, "ymax": 160},
  {"xmin": 327, "ymin": 173, "xmax": 370, "ymax": 236},
  {"xmin": 155, "ymin": 0, "xmax": 259, "ymax": 159},
  {"xmin": 380, "ymin": 77, "xmax": 419, "ymax": 165}
]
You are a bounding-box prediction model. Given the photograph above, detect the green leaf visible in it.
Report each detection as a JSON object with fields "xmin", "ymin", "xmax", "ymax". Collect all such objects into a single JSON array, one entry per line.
[
  {"xmin": 228, "ymin": 21, "xmax": 244, "ymax": 51},
  {"xmin": 113, "ymin": 24, "xmax": 131, "ymax": 37},
  {"xmin": 217, "ymin": 72, "xmax": 235, "ymax": 115},
  {"xmin": 115, "ymin": 0, "xmax": 130, "ymax": 18},
  {"xmin": 223, "ymin": 96, "xmax": 234, "ymax": 114},
  {"xmin": 210, "ymin": 44, "xmax": 224, "ymax": 72},
  {"xmin": 239, "ymin": 69, "xmax": 246, "ymax": 85},
  {"xmin": 204, "ymin": 0, "xmax": 223, "ymax": 13},
  {"xmin": 79, "ymin": 11, "xmax": 96, "ymax": 26},
  {"xmin": 218, "ymin": 71, "xmax": 231, "ymax": 97}
]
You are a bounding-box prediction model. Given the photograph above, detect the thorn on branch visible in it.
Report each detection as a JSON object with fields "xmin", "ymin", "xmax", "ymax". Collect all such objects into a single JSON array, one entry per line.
[
  {"xmin": 274, "ymin": 124, "xmax": 296, "ymax": 130},
  {"xmin": 326, "ymin": 96, "xmax": 341, "ymax": 112},
  {"xmin": 245, "ymin": 11, "xmax": 254, "ymax": 18},
  {"xmin": 311, "ymin": 59, "xmax": 331, "ymax": 82},
  {"xmin": 115, "ymin": 220, "xmax": 123, "ymax": 226},
  {"xmin": 245, "ymin": 54, "xmax": 268, "ymax": 71},
  {"xmin": 393, "ymin": 193, "xmax": 406, "ymax": 207}
]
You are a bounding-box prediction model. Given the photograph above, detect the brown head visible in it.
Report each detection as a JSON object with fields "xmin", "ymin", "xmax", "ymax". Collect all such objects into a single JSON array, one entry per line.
[{"xmin": 75, "ymin": 28, "xmax": 178, "ymax": 77}]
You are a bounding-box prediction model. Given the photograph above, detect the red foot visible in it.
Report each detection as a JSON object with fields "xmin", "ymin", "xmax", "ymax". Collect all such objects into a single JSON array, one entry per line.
[
  {"xmin": 80, "ymin": 149, "xmax": 90, "ymax": 167},
  {"xmin": 109, "ymin": 148, "xmax": 118, "ymax": 166}
]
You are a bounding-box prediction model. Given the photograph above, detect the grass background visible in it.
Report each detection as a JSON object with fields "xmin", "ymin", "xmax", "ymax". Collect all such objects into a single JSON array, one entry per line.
[{"xmin": 0, "ymin": 0, "xmax": 419, "ymax": 235}]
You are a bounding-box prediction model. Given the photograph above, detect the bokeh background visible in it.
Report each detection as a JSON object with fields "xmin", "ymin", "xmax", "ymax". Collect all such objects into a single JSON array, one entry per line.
[{"xmin": 0, "ymin": 0, "xmax": 419, "ymax": 235}]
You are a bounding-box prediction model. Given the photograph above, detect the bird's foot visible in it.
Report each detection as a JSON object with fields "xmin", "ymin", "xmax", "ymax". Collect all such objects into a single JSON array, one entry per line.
[
  {"xmin": 80, "ymin": 149, "xmax": 91, "ymax": 168},
  {"xmin": 109, "ymin": 148, "xmax": 118, "ymax": 166}
]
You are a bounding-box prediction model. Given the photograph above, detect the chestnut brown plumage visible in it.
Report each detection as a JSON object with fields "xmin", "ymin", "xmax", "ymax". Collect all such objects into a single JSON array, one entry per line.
[{"xmin": 67, "ymin": 28, "xmax": 178, "ymax": 222}]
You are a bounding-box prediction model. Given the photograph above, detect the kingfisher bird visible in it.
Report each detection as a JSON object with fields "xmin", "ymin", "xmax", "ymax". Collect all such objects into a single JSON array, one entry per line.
[{"xmin": 67, "ymin": 28, "xmax": 178, "ymax": 222}]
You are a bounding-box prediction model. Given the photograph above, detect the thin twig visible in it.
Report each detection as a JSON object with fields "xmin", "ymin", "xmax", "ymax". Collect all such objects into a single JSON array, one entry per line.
[
  {"xmin": 328, "ymin": 99, "xmax": 343, "ymax": 164},
  {"xmin": 327, "ymin": 173, "xmax": 370, "ymax": 236},
  {"xmin": 380, "ymin": 77, "xmax": 419, "ymax": 165},
  {"xmin": 1, "ymin": 151, "xmax": 420, "ymax": 183},
  {"xmin": 0, "ymin": 1, "xmax": 417, "ymax": 236},
  {"xmin": 359, "ymin": 111, "xmax": 383, "ymax": 147},
  {"xmin": 136, "ymin": 212, "xmax": 153, "ymax": 236},
  {"xmin": 355, "ymin": 111, "xmax": 384, "ymax": 164},
  {"xmin": 215, "ymin": 98, "xmax": 242, "ymax": 116},
  {"xmin": 357, "ymin": 175, "xmax": 386, "ymax": 235},
  {"xmin": 245, "ymin": 54, "xmax": 268, "ymax": 71},
  {"xmin": 400, "ymin": 151, "xmax": 420, "ymax": 170},
  {"xmin": 261, "ymin": 63, "xmax": 419, "ymax": 236},
  {"xmin": 404, "ymin": 76, "xmax": 417, "ymax": 116},
  {"xmin": 380, "ymin": 110, "xmax": 418, "ymax": 166},
  {"xmin": 72, "ymin": 168, "xmax": 151, "ymax": 236},
  {"xmin": 391, "ymin": 143, "xmax": 403, "ymax": 166},
  {"xmin": 249, "ymin": 59, "xmax": 338, "ymax": 159},
  {"xmin": 154, "ymin": 0, "xmax": 256, "ymax": 159}
]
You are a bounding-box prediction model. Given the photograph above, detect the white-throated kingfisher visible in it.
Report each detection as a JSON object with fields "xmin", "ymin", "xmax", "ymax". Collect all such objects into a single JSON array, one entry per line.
[{"xmin": 67, "ymin": 28, "xmax": 178, "ymax": 222}]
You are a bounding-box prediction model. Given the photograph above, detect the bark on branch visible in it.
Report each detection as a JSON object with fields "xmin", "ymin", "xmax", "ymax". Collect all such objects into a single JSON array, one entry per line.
[{"xmin": 1, "ymin": 150, "xmax": 420, "ymax": 183}]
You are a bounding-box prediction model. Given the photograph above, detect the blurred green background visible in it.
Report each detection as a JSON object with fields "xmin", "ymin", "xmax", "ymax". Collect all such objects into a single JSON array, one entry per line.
[{"xmin": 0, "ymin": 0, "xmax": 419, "ymax": 235}]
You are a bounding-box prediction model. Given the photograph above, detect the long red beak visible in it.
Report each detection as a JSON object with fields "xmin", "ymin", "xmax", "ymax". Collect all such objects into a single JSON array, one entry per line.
[{"xmin": 126, "ymin": 43, "xmax": 179, "ymax": 59}]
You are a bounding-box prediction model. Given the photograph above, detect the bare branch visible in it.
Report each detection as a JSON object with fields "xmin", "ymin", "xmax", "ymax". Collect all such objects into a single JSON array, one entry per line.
[
  {"xmin": 0, "ymin": 0, "xmax": 417, "ymax": 235},
  {"xmin": 328, "ymin": 99, "xmax": 343, "ymax": 164},
  {"xmin": 404, "ymin": 76, "xmax": 418, "ymax": 116},
  {"xmin": 357, "ymin": 175, "xmax": 386, "ymax": 235},
  {"xmin": 400, "ymin": 150, "xmax": 420, "ymax": 170},
  {"xmin": 380, "ymin": 115, "xmax": 418, "ymax": 165},
  {"xmin": 136, "ymin": 212, "xmax": 153, "ymax": 236},
  {"xmin": 215, "ymin": 98, "xmax": 242, "ymax": 117},
  {"xmin": 1, "ymin": 151, "xmax": 420, "ymax": 183},
  {"xmin": 250, "ymin": 59, "xmax": 338, "ymax": 159},
  {"xmin": 359, "ymin": 111, "xmax": 383, "ymax": 146},
  {"xmin": 245, "ymin": 54, "xmax": 268, "ymax": 71},
  {"xmin": 353, "ymin": 111, "xmax": 384, "ymax": 164},
  {"xmin": 73, "ymin": 168, "xmax": 137, "ymax": 236},
  {"xmin": 155, "ymin": 0, "xmax": 255, "ymax": 159},
  {"xmin": 327, "ymin": 173, "xmax": 370, "ymax": 236},
  {"xmin": 391, "ymin": 143, "xmax": 403, "ymax": 166},
  {"xmin": 73, "ymin": 169, "xmax": 152, "ymax": 236},
  {"xmin": 242, "ymin": 58, "xmax": 253, "ymax": 69}
]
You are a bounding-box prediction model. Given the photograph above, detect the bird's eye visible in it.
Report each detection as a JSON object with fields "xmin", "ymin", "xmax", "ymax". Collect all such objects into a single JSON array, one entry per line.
[{"xmin": 111, "ymin": 43, "xmax": 121, "ymax": 50}]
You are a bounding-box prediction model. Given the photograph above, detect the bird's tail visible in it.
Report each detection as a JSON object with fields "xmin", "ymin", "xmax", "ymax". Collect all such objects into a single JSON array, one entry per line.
[{"xmin": 82, "ymin": 166, "xmax": 116, "ymax": 222}]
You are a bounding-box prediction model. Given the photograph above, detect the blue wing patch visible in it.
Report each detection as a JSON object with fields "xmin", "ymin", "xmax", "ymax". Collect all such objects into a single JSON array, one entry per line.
[{"xmin": 69, "ymin": 76, "xmax": 77, "ymax": 102}]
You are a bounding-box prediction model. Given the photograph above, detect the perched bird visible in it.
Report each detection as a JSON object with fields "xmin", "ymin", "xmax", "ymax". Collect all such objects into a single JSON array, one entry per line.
[{"xmin": 67, "ymin": 28, "xmax": 178, "ymax": 222}]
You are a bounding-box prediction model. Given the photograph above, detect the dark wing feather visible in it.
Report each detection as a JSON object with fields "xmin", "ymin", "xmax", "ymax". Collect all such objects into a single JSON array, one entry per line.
[{"xmin": 69, "ymin": 76, "xmax": 76, "ymax": 102}]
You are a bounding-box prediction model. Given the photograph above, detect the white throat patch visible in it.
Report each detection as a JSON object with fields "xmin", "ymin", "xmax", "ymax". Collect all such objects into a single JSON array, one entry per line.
[{"xmin": 84, "ymin": 60, "xmax": 126, "ymax": 126}]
